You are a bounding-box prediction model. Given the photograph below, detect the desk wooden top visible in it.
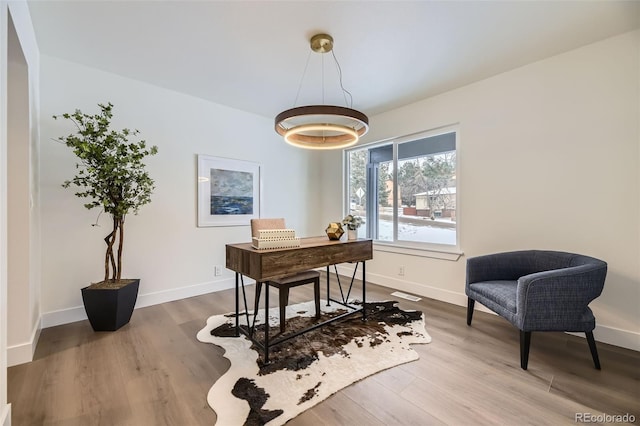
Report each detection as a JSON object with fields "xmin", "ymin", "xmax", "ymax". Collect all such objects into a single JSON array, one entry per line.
[{"xmin": 226, "ymin": 236, "xmax": 372, "ymax": 281}]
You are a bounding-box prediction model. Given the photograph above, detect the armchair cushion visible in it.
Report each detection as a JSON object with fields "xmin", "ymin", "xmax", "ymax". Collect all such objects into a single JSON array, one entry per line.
[{"xmin": 468, "ymin": 280, "xmax": 518, "ymax": 321}]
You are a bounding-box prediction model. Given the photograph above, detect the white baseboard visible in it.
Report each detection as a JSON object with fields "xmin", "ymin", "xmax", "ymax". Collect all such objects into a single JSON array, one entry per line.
[
  {"xmin": 1, "ymin": 404, "xmax": 11, "ymax": 426},
  {"xmin": 134, "ymin": 277, "xmax": 235, "ymax": 309},
  {"xmin": 38, "ymin": 270, "xmax": 640, "ymax": 353},
  {"xmin": 41, "ymin": 277, "xmax": 236, "ymax": 329},
  {"xmin": 335, "ymin": 264, "xmax": 469, "ymax": 307},
  {"xmin": 7, "ymin": 320, "xmax": 42, "ymax": 367},
  {"xmin": 335, "ymin": 265, "xmax": 640, "ymax": 352},
  {"xmin": 570, "ymin": 326, "xmax": 640, "ymax": 352}
]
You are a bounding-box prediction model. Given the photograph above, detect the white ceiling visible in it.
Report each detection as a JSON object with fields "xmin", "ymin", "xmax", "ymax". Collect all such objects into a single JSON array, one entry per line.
[{"xmin": 27, "ymin": 1, "xmax": 640, "ymax": 121}]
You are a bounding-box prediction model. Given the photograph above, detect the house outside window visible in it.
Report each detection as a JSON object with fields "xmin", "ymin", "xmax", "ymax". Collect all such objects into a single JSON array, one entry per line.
[{"xmin": 345, "ymin": 128, "xmax": 458, "ymax": 249}]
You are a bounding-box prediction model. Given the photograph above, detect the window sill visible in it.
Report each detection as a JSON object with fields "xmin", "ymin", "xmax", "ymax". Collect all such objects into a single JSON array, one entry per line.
[{"xmin": 373, "ymin": 241, "xmax": 464, "ymax": 261}]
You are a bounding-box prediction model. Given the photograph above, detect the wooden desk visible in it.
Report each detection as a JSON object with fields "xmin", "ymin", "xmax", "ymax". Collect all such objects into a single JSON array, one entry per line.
[
  {"xmin": 225, "ymin": 236, "xmax": 373, "ymax": 363},
  {"xmin": 226, "ymin": 236, "xmax": 373, "ymax": 281}
]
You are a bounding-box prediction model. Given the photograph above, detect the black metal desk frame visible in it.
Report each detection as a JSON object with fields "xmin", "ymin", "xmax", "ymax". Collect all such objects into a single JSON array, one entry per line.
[{"xmin": 234, "ymin": 261, "xmax": 366, "ymax": 364}]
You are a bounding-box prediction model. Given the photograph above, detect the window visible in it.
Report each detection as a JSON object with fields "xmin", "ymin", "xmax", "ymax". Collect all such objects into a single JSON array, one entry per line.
[{"xmin": 345, "ymin": 128, "xmax": 457, "ymax": 249}]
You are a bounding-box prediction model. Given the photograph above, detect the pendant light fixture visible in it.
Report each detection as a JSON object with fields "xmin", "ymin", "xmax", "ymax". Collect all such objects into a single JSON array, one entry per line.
[{"xmin": 275, "ymin": 34, "xmax": 369, "ymax": 150}]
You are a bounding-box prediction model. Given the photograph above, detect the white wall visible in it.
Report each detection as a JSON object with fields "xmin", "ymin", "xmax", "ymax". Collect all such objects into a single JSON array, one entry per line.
[
  {"xmin": 6, "ymin": 4, "xmax": 40, "ymax": 369},
  {"xmin": 0, "ymin": 2, "xmax": 8, "ymax": 421},
  {"xmin": 1, "ymin": 1, "xmax": 40, "ymax": 418},
  {"xmin": 322, "ymin": 30, "xmax": 640, "ymax": 350},
  {"xmin": 38, "ymin": 55, "xmax": 322, "ymax": 325}
]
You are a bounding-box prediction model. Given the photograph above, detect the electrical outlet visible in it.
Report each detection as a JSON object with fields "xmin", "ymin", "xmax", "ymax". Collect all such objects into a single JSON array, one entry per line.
[
  {"xmin": 398, "ymin": 266, "xmax": 405, "ymax": 276},
  {"xmin": 214, "ymin": 265, "xmax": 222, "ymax": 276}
]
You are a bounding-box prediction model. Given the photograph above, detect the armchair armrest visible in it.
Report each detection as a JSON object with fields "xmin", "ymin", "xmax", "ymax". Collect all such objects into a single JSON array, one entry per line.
[
  {"xmin": 516, "ymin": 263, "xmax": 607, "ymax": 331},
  {"xmin": 466, "ymin": 250, "xmax": 538, "ymax": 286}
]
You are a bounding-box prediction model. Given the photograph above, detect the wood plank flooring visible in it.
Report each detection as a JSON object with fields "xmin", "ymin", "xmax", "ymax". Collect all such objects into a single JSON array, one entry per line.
[{"xmin": 9, "ymin": 274, "xmax": 640, "ymax": 425}]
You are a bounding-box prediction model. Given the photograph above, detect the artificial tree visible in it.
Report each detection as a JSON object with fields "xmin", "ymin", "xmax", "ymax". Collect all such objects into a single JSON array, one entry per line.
[{"xmin": 54, "ymin": 102, "xmax": 158, "ymax": 287}]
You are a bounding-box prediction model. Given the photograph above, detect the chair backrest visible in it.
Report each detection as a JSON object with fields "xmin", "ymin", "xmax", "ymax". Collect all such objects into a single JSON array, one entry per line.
[{"xmin": 250, "ymin": 218, "xmax": 286, "ymax": 238}]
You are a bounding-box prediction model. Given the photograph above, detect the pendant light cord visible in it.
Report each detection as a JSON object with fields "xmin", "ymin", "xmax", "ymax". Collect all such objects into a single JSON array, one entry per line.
[
  {"xmin": 322, "ymin": 53, "xmax": 325, "ymax": 104},
  {"xmin": 293, "ymin": 50, "xmax": 312, "ymax": 107},
  {"xmin": 293, "ymin": 47, "xmax": 354, "ymax": 109},
  {"xmin": 332, "ymin": 49, "xmax": 353, "ymax": 108}
]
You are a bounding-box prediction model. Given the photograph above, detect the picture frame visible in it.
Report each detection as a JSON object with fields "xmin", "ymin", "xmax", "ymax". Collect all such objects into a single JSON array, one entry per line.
[{"xmin": 197, "ymin": 155, "xmax": 261, "ymax": 227}]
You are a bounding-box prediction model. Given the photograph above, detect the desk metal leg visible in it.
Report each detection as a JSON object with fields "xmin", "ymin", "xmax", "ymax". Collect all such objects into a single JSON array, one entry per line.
[
  {"xmin": 235, "ymin": 272, "xmax": 239, "ymax": 336},
  {"xmin": 264, "ymin": 281, "xmax": 270, "ymax": 364},
  {"xmin": 326, "ymin": 265, "xmax": 331, "ymax": 306},
  {"xmin": 362, "ymin": 261, "xmax": 367, "ymax": 320}
]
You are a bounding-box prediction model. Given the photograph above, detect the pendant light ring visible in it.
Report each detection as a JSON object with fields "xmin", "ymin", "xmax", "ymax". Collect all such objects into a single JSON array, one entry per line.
[
  {"xmin": 275, "ymin": 33, "xmax": 369, "ymax": 149},
  {"xmin": 275, "ymin": 105, "xmax": 369, "ymax": 149}
]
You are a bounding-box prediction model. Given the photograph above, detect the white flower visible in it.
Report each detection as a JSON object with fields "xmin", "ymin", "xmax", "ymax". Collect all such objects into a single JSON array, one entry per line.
[{"xmin": 342, "ymin": 215, "xmax": 364, "ymax": 230}]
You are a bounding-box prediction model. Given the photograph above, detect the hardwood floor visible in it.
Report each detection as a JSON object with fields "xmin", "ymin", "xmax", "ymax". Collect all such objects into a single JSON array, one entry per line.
[{"xmin": 9, "ymin": 274, "xmax": 640, "ymax": 425}]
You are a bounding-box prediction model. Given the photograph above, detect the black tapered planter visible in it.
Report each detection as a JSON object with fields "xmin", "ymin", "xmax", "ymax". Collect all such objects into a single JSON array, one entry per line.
[{"xmin": 81, "ymin": 279, "xmax": 139, "ymax": 331}]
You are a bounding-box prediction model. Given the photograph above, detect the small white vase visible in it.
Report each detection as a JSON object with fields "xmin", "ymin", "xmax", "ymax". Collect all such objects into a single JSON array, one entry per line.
[{"xmin": 348, "ymin": 229, "xmax": 357, "ymax": 240}]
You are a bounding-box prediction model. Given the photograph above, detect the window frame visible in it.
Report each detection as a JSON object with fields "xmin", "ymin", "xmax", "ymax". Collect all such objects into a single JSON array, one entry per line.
[{"xmin": 344, "ymin": 125, "xmax": 462, "ymax": 260}]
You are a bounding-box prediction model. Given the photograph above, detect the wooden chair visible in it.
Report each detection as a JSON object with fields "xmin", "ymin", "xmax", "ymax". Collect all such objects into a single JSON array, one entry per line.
[{"xmin": 251, "ymin": 218, "xmax": 321, "ymax": 333}]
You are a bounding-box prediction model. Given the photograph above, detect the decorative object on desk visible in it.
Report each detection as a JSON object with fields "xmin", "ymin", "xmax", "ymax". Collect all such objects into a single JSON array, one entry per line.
[
  {"xmin": 342, "ymin": 214, "xmax": 364, "ymax": 230},
  {"xmin": 342, "ymin": 214, "xmax": 364, "ymax": 240},
  {"xmin": 197, "ymin": 300, "xmax": 431, "ymax": 426},
  {"xmin": 251, "ymin": 228, "xmax": 301, "ymax": 250},
  {"xmin": 324, "ymin": 222, "xmax": 344, "ymax": 240},
  {"xmin": 53, "ymin": 102, "xmax": 158, "ymax": 331},
  {"xmin": 197, "ymin": 155, "xmax": 260, "ymax": 227}
]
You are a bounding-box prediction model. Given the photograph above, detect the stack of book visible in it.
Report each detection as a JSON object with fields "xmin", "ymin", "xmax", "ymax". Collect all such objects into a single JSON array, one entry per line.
[{"xmin": 251, "ymin": 228, "xmax": 301, "ymax": 250}]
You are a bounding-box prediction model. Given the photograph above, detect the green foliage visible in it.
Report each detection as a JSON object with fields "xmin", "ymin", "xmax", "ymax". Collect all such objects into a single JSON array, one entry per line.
[
  {"xmin": 54, "ymin": 102, "xmax": 158, "ymax": 220},
  {"xmin": 54, "ymin": 102, "xmax": 158, "ymax": 282},
  {"xmin": 377, "ymin": 162, "xmax": 391, "ymax": 207},
  {"xmin": 347, "ymin": 149, "xmax": 392, "ymax": 208},
  {"xmin": 348, "ymin": 150, "xmax": 367, "ymax": 206},
  {"xmin": 398, "ymin": 160, "xmax": 426, "ymax": 206},
  {"xmin": 422, "ymin": 154, "xmax": 455, "ymax": 194},
  {"xmin": 398, "ymin": 153, "xmax": 456, "ymax": 208},
  {"xmin": 342, "ymin": 214, "xmax": 364, "ymax": 230}
]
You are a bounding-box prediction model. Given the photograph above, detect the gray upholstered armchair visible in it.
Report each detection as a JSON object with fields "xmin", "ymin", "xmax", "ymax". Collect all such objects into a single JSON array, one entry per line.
[{"xmin": 465, "ymin": 250, "xmax": 607, "ymax": 370}]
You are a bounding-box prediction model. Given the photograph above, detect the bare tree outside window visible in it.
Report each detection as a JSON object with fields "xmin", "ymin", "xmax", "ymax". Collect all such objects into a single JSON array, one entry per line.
[{"xmin": 346, "ymin": 130, "xmax": 457, "ymax": 246}]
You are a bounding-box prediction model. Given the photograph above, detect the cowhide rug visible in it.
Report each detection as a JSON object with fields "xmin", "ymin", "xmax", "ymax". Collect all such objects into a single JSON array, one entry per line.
[{"xmin": 196, "ymin": 300, "xmax": 431, "ymax": 426}]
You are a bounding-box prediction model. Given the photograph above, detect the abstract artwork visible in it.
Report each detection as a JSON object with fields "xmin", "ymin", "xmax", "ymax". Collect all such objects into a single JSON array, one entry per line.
[{"xmin": 197, "ymin": 155, "xmax": 260, "ymax": 227}]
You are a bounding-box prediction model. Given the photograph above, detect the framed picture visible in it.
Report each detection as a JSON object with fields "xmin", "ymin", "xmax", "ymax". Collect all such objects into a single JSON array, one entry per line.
[{"xmin": 197, "ymin": 155, "xmax": 261, "ymax": 227}]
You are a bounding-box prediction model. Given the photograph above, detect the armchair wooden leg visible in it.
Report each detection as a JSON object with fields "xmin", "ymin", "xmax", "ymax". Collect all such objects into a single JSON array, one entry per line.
[
  {"xmin": 520, "ymin": 330, "xmax": 532, "ymax": 370},
  {"xmin": 586, "ymin": 331, "xmax": 601, "ymax": 370},
  {"xmin": 466, "ymin": 298, "xmax": 475, "ymax": 326}
]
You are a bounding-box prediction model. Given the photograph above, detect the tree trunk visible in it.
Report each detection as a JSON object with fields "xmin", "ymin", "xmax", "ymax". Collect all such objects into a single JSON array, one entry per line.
[
  {"xmin": 103, "ymin": 216, "xmax": 119, "ymax": 282},
  {"xmin": 116, "ymin": 216, "xmax": 124, "ymax": 281}
]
